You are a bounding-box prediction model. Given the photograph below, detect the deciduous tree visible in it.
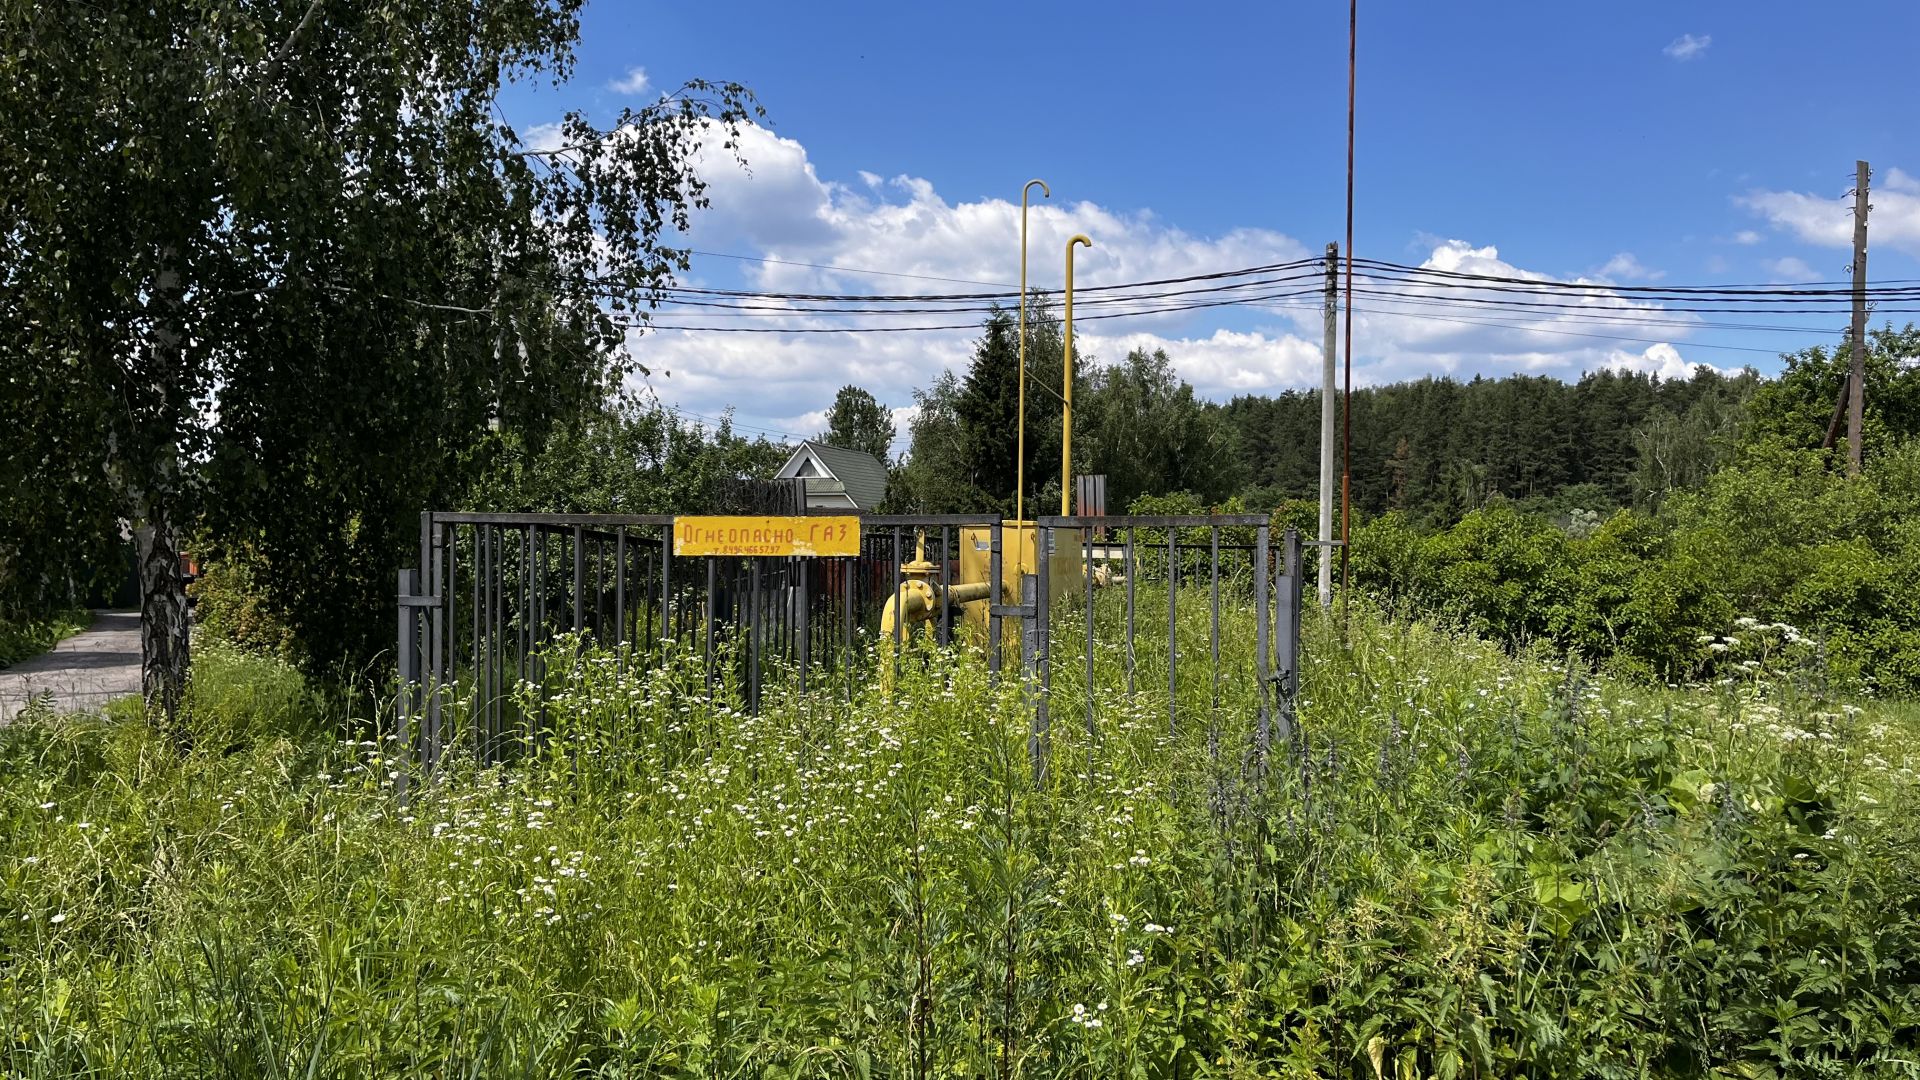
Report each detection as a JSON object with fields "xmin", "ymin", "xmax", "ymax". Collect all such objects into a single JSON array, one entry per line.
[
  {"xmin": 0, "ymin": 0, "xmax": 758, "ymax": 732},
  {"xmin": 819, "ymin": 385, "xmax": 896, "ymax": 462}
]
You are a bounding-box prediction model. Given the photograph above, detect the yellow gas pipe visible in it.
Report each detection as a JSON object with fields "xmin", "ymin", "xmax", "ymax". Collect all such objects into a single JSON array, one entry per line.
[
  {"xmin": 879, "ymin": 531, "xmax": 995, "ymax": 640},
  {"xmin": 1015, "ymin": 178, "xmax": 1049, "ymax": 534},
  {"xmin": 1061, "ymin": 234, "xmax": 1091, "ymax": 515}
]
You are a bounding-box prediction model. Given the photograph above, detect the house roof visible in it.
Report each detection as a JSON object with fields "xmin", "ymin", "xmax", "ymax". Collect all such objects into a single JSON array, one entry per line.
[{"xmin": 775, "ymin": 440, "xmax": 890, "ymax": 510}]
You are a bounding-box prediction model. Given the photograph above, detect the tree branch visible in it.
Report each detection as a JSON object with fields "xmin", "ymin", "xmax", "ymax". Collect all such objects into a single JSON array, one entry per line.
[{"xmin": 258, "ymin": 0, "xmax": 325, "ymax": 93}]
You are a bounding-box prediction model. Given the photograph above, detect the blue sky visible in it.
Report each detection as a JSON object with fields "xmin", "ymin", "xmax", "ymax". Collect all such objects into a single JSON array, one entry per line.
[{"xmin": 499, "ymin": 1, "xmax": 1920, "ymax": 445}]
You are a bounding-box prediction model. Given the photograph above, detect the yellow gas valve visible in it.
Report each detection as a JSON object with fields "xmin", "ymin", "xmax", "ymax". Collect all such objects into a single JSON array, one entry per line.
[{"xmin": 879, "ymin": 532, "xmax": 992, "ymax": 639}]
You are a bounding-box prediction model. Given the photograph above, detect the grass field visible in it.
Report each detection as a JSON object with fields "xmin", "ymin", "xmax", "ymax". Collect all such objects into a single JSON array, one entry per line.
[{"xmin": 2, "ymin": 602, "xmax": 1917, "ymax": 1078}]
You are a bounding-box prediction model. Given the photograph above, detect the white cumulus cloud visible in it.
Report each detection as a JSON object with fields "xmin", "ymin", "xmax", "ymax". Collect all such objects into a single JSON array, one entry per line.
[
  {"xmin": 1737, "ymin": 166, "xmax": 1920, "ymax": 258},
  {"xmin": 1596, "ymin": 252, "xmax": 1665, "ymax": 282},
  {"xmin": 1763, "ymin": 256, "xmax": 1823, "ymax": 284},
  {"xmin": 1664, "ymin": 34, "xmax": 1712, "ymax": 60},
  {"xmin": 605, "ymin": 124, "xmax": 1725, "ymax": 437},
  {"xmin": 608, "ymin": 67, "xmax": 651, "ymax": 95},
  {"xmin": 1605, "ymin": 342, "xmax": 1736, "ymax": 381}
]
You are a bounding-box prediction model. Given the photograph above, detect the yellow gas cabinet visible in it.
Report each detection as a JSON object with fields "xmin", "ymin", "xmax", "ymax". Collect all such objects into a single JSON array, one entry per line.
[{"xmin": 955, "ymin": 521, "xmax": 1085, "ymax": 638}]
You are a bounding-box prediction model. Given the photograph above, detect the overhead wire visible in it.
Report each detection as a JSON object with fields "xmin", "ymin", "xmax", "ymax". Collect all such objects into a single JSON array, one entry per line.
[
  {"xmin": 1253, "ymin": 300, "xmax": 1830, "ymax": 355},
  {"xmin": 325, "ymin": 247, "xmax": 1916, "ymax": 346}
]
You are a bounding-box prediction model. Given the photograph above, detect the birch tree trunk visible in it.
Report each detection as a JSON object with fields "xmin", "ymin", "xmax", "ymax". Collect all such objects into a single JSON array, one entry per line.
[
  {"xmin": 134, "ymin": 253, "xmax": 192, "ymax": 744},
  {"xmin": 134, "ymin": 504, "xmax": 189, "ymax": 738}
]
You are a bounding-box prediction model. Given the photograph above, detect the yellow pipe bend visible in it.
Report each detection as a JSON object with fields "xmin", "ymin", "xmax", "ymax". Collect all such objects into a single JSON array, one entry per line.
[{"xmin": 879, "ymin": 580, "xmax": 994, "ymax": 638}]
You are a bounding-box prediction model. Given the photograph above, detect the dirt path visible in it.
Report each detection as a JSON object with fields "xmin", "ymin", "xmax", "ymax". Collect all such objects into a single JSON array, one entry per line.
[{"xmin": 0, "ymin": 610, "xmax": 143, "ymax": 723}]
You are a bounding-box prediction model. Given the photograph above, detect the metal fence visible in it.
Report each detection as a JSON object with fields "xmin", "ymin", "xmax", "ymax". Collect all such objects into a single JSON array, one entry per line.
[{"xmin": 396, "ymin": 511, "xmax": 1303, "ymax": 780}]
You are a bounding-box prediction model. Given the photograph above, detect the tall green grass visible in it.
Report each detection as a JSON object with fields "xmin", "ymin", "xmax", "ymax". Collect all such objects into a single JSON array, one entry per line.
[{"xmin": 1, "ymin": 608, "xmax": 1916, "ymax": 1078}]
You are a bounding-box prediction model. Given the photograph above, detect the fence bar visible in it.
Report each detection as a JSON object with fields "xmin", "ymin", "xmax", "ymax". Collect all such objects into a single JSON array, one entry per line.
[
  {"xmin": 429, "ymin": 520, "xmax": 446, "ymax": 770},
  {"xmin": 1276, "ymin": 528, "xmax": 1301, "ymax": 748},
  {"xmin": 1209, "ymin": 528, "xmax": 1221, "ymax": 706},
  {"xmin": 615, "ymin": 527, "xmax": 627, "ymax": 653},
  {"xmin": 1209, "ymin": 526, "xmax": 1221, "ymax": 760},
  {"xmin": 704, "ymin": 558, "xmax": 717, "ymax": 701},
  {"xmin": 485, "ymin": 526, "xmax": 497, "ymax": 758},
  {"xmin": 1168, "ymin": 525, "xmax": 1178, "ymax": 737},
  {"xmin": 797, "ymin": 556, "xmax": 810, "ymax": 695},
  {"xmin": 395, "ymin": 567, "xmax": 418, "ymax": 798},
  {"xmin": 986, "ymin": 523, "xmax": 1003, "ymax": 681},
  {"xmin": 1038, "ymin": 514, "xmax": 1268, "ymax": 528},
  {"xmin": 1034, "ymin": 527, "xmax": 1051, "ymax": 781},
  {"xmin": 843, "ymin": 553, "xmax": 855, "ymax": 703},
  {"xmin": 1083, "ymin": 525, "xmax": 1095, "ymax": 753},
  {"xmin": 521, "ymin": 527, "xmax": 533, "ymax": 690},
  {"xmin": 1253, "ymin": 524, "xmax": 1271, "ymax": 773},
  {"xmin": 483, "ymin": 522, "xmax": 499, "ymax": 757},
  {"xmin": 661, "ymin": 529, "xmax": 673, "ymax": 654},
  {"xmin": 890, "ymin": 529, "xmax": 904, "ymax": 684},
  {"xmin": 534, "ymin": 529, "xmax": 547, "ymax": 743},
  {"xmin": 1024, "ymin": 572, "xmax": 1045, "ymax": 783},
  {"xmin": 470, "ymin": 525, "xmax": 481, "ymax": 752},
  {"xmin": 938, "ymin": 526, "xmax": 952, "ymax": 647},
  {"xmin": 752, "ymin": 558, "xmax": 766, "ymax": 713},
  {"xmin": 643, "ymin": 538, "xmax": 656, "ymax": 659},
  {"xmin": 1125, "ymin": 527, "xmax": 1135, "ymax": 696}
]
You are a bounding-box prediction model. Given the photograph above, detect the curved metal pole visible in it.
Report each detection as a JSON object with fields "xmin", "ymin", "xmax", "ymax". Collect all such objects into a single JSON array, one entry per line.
[
  {"xmin": 1062, "ymin": 234, "xmax": 1092, "ymax": 516},
  {"xmin": 1016, "ymin": 179, "xmax": 1049, "ymax": 531}
]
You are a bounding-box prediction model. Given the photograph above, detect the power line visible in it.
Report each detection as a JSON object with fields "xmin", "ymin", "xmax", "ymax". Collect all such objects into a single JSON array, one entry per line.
[
  {"xmin": 1256, "ymin": 301, "xmax": 1825, "ymax": 355},
  {"xmin": 1353, "ymin": 257, "xmax": 1920, "ymax": 298},
  {"xmin": 672, "ymin": 407, "xmax": 812, "ymax": 441},
  {"xmin": 687, "ymin": 249, "xmax": 1017, "ymax": 290},
  {"xmin": 612, "ymin": 266, "xmax": 1332, "ymax": 317},
  {"xmin": 598, "ymin": 257, "xmax": 1324, "ymax": 304},
  {"xmin": 633, "ymin": 285, "xmax": 1327, "ymax": 332}
]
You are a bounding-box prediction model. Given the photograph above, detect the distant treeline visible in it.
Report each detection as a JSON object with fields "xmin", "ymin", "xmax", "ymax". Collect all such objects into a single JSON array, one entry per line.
[{"xmin": 1221, "ymin": 366, "xmax": 1762, "ymax": 525}]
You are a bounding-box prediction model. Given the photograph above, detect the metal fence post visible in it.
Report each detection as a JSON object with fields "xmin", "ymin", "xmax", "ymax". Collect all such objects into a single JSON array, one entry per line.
[
  {"xmin": 986, "ymin": 523, "xmax": 1003, "ymax": 682},
  {"xmin": 427, "ymin": 520, "xmax": 446, "ymax": 773},
  {"xmin": 395, "ymin": 567, "xmax": 419, "ymax": 800},
  {"xmin": 1168, "ymin": 524, "xmax": 1178, "ymax": 737},
  {"xmin": 1083, "ymin": 525, "xmax": 1095, "ymax": 755},
  {"xmin": 1253, "ymin": 525, "xmax": 1271, "ymax": 777},
  {"xmin": 1022, "ymin": 572, "xmax": 1045, "ymax": 784},
  {"xmin": 1124, "ymin": 526, "xmax": 1135, "ymax": 696},
  {"xmin": 1276, "ymin": 528, "xmax": 1302, "ymax": 749}
]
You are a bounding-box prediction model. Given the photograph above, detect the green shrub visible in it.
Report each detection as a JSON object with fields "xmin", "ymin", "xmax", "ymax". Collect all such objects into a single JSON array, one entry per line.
[
  {"xmin": 187, "ymin": 553, "xmax": 299, "ymax": 664},
  {"xmin": 0, "ymin": 606, "xmax": 87, "ymax": 669},
  {"xmin": 1348, "ymin": 440, "xmax": 1920, "ymax": 695}
]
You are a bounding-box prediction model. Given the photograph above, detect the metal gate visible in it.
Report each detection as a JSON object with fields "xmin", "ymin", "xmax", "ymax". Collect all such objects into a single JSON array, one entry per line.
[{"xmin": 396, "ymin": 511, "xmax": 1302, "ymax": 780}]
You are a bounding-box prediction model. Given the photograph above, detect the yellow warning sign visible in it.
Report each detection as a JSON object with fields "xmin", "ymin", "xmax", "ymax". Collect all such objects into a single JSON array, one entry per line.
[{"xmin": 672, "ymin": 515, "xmax": 861, "ymax": 558}]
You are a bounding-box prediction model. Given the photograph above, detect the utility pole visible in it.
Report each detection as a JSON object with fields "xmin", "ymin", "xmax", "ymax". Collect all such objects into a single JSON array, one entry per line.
[
  {"xmin": 1339, "ymin": 0, "xmax": 1357, "ymax": 630},
  {"xmin": 1318, "ymin": 242, "xmax": 1337, "ymax": 608},
  {"xmin": 1847, "ymin": 160, "xmax": 1870, "ymax": 476}
]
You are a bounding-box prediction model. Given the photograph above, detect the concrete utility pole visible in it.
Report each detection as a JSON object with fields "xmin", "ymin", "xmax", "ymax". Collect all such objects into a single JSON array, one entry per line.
[
  {"xmin": 1318, "ymin": 242, "xmax": 1337, "ymax": 607},
  {"xmin": 1848, "ymin": 160, "xmax": 1870, "ymax": 476}
]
